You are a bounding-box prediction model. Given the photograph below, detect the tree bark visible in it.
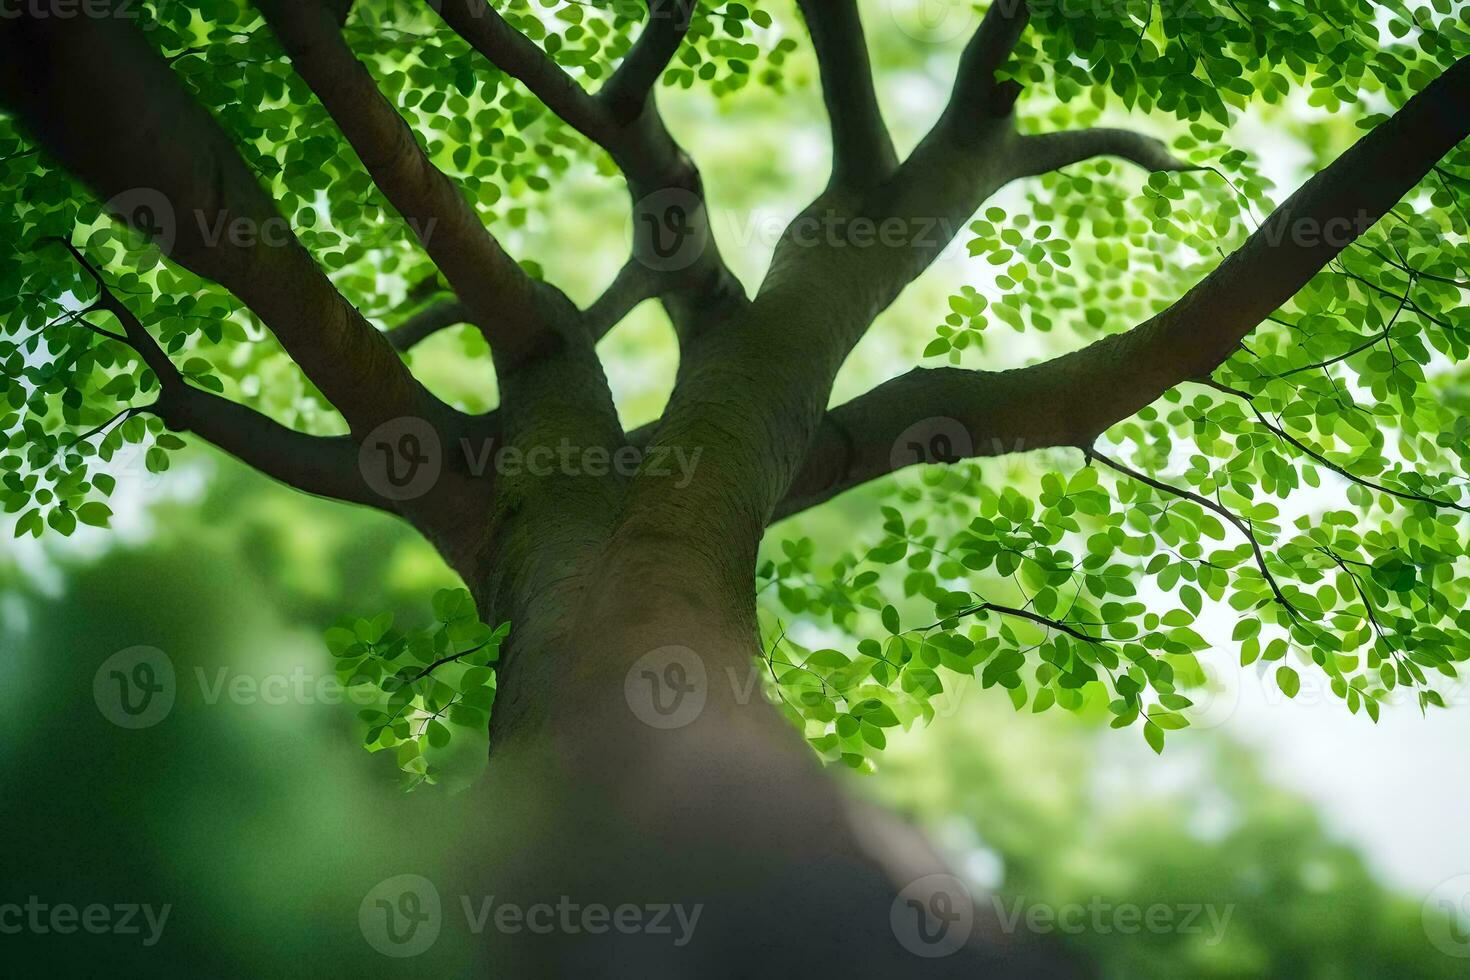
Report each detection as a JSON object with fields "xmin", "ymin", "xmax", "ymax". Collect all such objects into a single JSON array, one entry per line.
[{"xmin": 461, "ymin": 571, "xmax": 1084, "ymax": 976}]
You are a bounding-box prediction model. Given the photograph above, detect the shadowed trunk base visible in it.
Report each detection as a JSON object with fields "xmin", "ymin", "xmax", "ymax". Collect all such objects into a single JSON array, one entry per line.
[{"xmin": 455, "ymin": 619, "xmax": 1090, "ymax": 977}]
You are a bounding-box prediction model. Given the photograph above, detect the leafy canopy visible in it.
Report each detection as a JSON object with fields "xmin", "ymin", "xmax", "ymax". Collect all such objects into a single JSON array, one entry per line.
[{"xmin": 2, "ymin": 0, "xmax": 1468, "ymax": 784}]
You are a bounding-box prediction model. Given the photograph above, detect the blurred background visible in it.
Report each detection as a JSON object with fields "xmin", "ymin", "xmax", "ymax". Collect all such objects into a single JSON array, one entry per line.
[{"xmin": 4, "ymin": 0, "xmax": 1469, "ymax": 975}]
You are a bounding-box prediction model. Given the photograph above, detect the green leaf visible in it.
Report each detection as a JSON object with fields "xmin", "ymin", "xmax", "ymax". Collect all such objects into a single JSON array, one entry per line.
[{"xmin": 1276, "ymin": 666, "xmax": 1301, "ymax": 699}]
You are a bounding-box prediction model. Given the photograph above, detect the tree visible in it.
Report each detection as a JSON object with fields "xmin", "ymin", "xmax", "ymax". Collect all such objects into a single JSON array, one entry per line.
[{"xmin": 2, "ymin": 0, "xmax": 1467, "ymax": 973}]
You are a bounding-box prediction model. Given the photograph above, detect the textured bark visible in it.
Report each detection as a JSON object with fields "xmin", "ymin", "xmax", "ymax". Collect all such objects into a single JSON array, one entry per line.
[{"xmin": 463, "ymin": 582, "xmax": 1083, "ymax": 975}]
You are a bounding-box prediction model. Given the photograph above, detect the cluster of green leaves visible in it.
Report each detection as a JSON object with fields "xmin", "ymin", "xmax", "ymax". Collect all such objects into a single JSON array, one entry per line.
[
  {"xmin": 324, "ymin": 588, "xmax": 507, "ymax": 789},
  {"xmin": 784, "ymin": 2, "xmax": 1470, "ymax": 768},
  {"xmin": 1005, "ymin": 0, "xmax": 1467, "ymax": 124},
  {"xmin": 1, "ymin": 234, "xmax": 225, "ymax": 539}
]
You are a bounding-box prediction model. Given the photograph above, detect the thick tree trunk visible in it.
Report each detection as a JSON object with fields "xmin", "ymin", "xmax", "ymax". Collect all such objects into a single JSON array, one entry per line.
[{"xmin": 453, "ymin": 558, "xmax": 1085, "ymax": 977}]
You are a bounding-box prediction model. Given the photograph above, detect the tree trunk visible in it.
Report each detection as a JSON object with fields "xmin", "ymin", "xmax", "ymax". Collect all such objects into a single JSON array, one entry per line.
[{"xmin": 454, "ymin": 553, "xmax": 1086, "ymax": 977}]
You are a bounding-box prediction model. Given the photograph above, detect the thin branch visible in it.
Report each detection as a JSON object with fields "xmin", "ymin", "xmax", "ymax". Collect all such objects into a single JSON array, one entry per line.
[
  {"xmin": 963, "ymin": 601, "xmax": 1105, "ymax": 644},
  {"xmin": 1088, "ymin": 449, "xmax": 1306, "ymax": 624},
  {"xmin": 386, "ymin": 299, "xmax": 471, "ymax": 352},
  {"xmin": 45, "ymin": 237, "xmax": 389, "ymax": 510},
  {"xmin": 1197, "ymin": 378, "xmax": 1470, "ymax": 514},
  {"xmin": 430, "ymin": 0, "xmax": 619, "ymax": 146},
  {"xmin": 600, "ymin": 0, "xmax": 695, "ymax": 124},
  {"xmin": 0, "ymin": 9, "xmax": 440, "ymax": 437},
  {"xmin": 1009, "ymin": 128, "xmax": 1196, "ymax": 180},
  {"xmin": 583, "ymin": 260, "xmax": 659, "ymax": 341},
  {"xmin": 257, "ymin": 0, "xmax": 559, "ymax": 367},
  {"xmin": 795, "ymin": 0, "xmax": 897, "ymax": 188},
  {"xmin": 45, "ymin": 236, "xmax": 181, "ymax": 387}
]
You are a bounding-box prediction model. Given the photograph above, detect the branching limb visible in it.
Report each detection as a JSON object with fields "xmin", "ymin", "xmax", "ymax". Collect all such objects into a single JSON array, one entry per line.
[
  {"xmin": 773, "ymin": 54, "xmax": 1470, "ymax": 521},
  {"xmin": 1008, "ymin": 128, "xmax": 1196, "ymax": 180},
  {"xmin": 256, "ymin": 0, "xmax": 561, "ymax": 367},
  {"xmin": 431, "ymin": 0, "xmax": 620, "ymax": 146},
  {"xmin": 795, "ymin": 0, "xmax": 896, "ymax": 189},
  {"xmin": 391, "ymin": 262, "xmax": 656, "ymax": 356},
  {"xmin": 1197, "ymin": 378, "xmax": 1470, "ymax": 514},
  {"xmin": 1087, "ymin": 449, "xmax": 1306, "ymax": 625},
  {"xmin": 0, "ymin": 6, "xmax": 440, "ymax": 438},
  {"xmin": 942, "ymin": 0, "xmax": 1032, "ymax": 131},
  {"xmin": 159, "ymin": 388, "xmax": 385, "ymax": 509},
  {"xmin": 432, "ymin": 0, "xmax": 747, "ymax": 340},
  {"xmin": 584, "ymin": 261, "xmax": 660, "ymax": 342},
  {"xmin": 601, "ymin": 0, "xmax": 697, "ymax": 125},
  {"xmin": 48, "ymin": 238, "xmax": 386, "ymax": 509},
  {"xmin": 387, "ymin": 299, "xmax": 471, "ymax": 352}
]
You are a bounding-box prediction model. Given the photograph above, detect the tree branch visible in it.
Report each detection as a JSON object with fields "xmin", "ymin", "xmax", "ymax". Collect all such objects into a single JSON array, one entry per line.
[
  {"xmin": 386, "ymin": 299, "xmax": 471, "ymax": 352},
  {"xmin": 1198, "ymin": 379, "xmax": 1470, "ymax": 514},
  {"xmin": 773, "ymin": 54, "xmax": 1470, "ymax": 521},
  {"xmin": 47, "ymin": 237, "xmax": 386, "ymax": 509},
  {"xmin": 1088, "ymin": 449, "xmax": 1308, "ymax": 625},
  {"xmin": 430, "ymin": 0, "xmax": 620, "ymax": 146},
  {"xmin": 600, "ymin": 0, "xmax": 695, "ymax": 125},
  {"xmin": 432, "ymin": 0, "xmax": 747, "ymax": 340},
  {"xmin": 795, "ymin": 0, "xmax": 896, "ymax": 189},
  {"xmin": 583, "ymin": 260, "xmax": 659, "ymax": 341},
  {"xmin": 939, "ymin": 0, "xmax": 1031, "ymax": 137},
  {"xmin": 0, "ymin": 6, "xmax": 439, "ymax": 439},
  {"xmin": 257, "ymin": 0, "xmax": 563, "ymax": 368},
  {"xmin": 1009, "ymin": 128, "xmax": 1195, "ymax": 179},
  {"xmin": 159, "ymin": 386, "xmax": 385, "ymax": 509}
]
